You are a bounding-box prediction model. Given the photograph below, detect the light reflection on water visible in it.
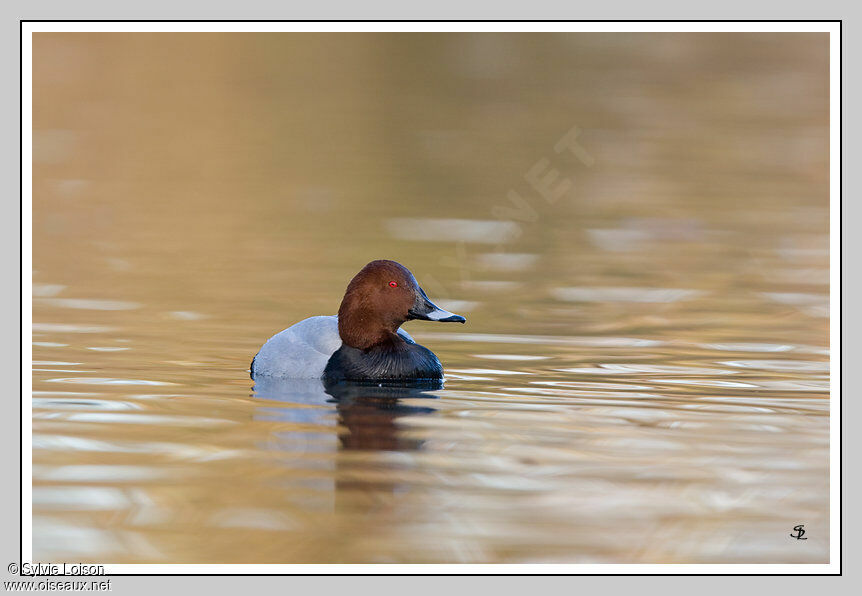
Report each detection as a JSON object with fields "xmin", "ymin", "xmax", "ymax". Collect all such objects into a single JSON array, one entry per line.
[{"xmin": 32, "ymin": 32, "xmax": 828, "ymax": 564}]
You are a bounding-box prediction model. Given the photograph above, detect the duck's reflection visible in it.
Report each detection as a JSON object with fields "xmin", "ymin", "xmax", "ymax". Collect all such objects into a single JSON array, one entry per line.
[
  {"xmin": 325, "ymin": 380, "xmax": 439, "ymax": 451},
  {"xmin": 252, "ymin": 378, "xmax": 440, "ymax": 517},
  {"xmin": 251, "ymin": 377, "xmax": 440, "ymax": 452}
]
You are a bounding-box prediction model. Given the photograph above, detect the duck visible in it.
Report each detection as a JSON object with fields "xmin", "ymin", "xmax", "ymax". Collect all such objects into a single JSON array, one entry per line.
[{"xmin": 250, "ymin": 260, "xmax": 466, "ymax": 382}]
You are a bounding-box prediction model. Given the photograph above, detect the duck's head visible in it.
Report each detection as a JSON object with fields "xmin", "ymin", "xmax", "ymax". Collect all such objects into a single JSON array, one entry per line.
[{"xmin": 337, "ymin": 260, "xmax": 465, "ymax": 350}]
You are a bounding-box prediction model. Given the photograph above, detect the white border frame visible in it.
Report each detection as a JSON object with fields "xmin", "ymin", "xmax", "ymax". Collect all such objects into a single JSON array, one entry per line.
[{"xmin": 22, "ymin": 20, "xmax": 841, "ymax": 575}]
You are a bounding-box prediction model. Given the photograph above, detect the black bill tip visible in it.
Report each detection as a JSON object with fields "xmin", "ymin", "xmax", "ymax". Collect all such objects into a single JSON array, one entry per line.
[{"xmin": 438, "ymin": 314, "xmax": 466, "ymax": 323}]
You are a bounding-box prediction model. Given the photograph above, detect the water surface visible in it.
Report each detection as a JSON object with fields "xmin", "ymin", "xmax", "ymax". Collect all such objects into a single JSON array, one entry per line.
[{"xmin": 32, "ymin": 32, "xmax": 829, "ymax": 564}]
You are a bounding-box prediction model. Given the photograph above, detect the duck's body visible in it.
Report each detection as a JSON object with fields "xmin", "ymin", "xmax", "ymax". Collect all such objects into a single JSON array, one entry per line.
[
  {"xmin": 251, "ymin": 315, "xmax": 418, "ymax": 379},
  {"xmin": 323, "ymin": 334, "xmax": 442, "ymax": 382},
  {"xmin": 251, "ymin": 260, "xmax": 464, "ymax": 382}
]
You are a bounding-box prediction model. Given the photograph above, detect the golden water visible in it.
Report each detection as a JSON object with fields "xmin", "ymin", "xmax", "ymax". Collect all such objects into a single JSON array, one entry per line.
[{"xmin": 32, "ymin": 32, "xmax": 829, "ymax": 564}]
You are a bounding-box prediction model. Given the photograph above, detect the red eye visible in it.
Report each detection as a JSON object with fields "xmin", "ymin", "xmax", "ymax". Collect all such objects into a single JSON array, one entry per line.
[{"xmin": 389, "ymin": 281, "xmax": 398, "ymax": 288}]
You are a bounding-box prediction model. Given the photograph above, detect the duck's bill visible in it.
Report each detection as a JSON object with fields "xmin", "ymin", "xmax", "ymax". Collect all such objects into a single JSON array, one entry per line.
[
  {"xmin": 420, "ymin": 307, "xmax": 466, "ymax": 323},
  {"xmin": 409, "ymin": 289, "xmax": 466, "ymax": 323}
]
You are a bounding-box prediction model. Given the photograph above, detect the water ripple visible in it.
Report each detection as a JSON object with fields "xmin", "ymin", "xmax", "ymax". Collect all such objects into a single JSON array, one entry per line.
[
  {"xmin": 420, "ymin": 332, "xmax": 663, "ymax": 347},
  {"xmin": 44, "ymin": 377, "xmax": 175, "ymax": 386},
  {"xmin": 720, "ymin": 360, "xmax": 829, "ymax": 372},
  {"xmin": 552, "ymin": 287, "xmax": 703, "ymax": 303},
  {"xmin": 36, "ymin": 298, "xmax": 141, "ymax": 311}
]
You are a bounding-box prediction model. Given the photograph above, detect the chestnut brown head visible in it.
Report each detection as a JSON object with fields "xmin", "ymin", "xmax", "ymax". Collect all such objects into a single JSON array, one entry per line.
[{"xmin": 337, "ymin": 260, "xmax": 465, "ymax": 350}]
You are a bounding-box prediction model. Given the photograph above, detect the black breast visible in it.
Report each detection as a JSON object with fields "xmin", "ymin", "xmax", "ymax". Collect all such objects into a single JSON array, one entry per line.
[{"xmin": 323, "ymin": 340, "xmax": 443, "ymax": 382}]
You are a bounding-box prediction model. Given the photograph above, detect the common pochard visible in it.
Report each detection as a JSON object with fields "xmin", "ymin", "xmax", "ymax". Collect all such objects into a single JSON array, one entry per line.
[{"xmin": 251, "ymin": 260, "xmax": 466, "ymax": 381}]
